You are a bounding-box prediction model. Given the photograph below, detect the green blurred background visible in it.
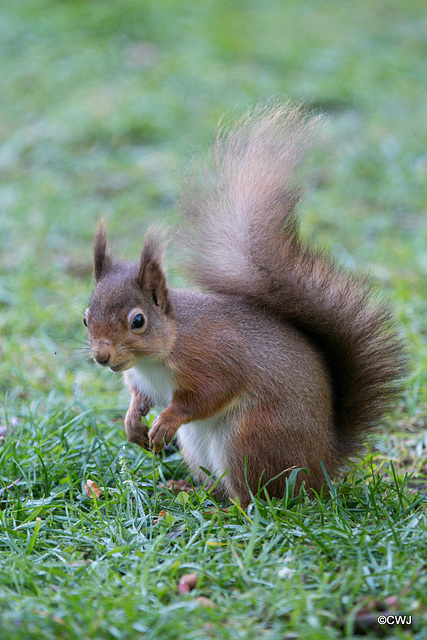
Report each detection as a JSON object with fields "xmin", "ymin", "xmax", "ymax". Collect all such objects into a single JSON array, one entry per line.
[{"xmin": 0, "ymin": 0, "xmax": 425, "ymax": 415}]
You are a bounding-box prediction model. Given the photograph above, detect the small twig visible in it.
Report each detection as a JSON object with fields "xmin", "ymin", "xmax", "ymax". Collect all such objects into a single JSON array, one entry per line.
[{"xmin": 0, "ymin": 477, "xmax": 23, "ymax": 497}]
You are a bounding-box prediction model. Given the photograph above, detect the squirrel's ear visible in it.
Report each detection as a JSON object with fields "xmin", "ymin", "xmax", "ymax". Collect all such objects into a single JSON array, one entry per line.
[
  {"xmin": 93, "ymin": 223, "xmax": 113, "ymax": 282},
  {"xmin": 138, "ymin": 227, "xmax": 171, "ymax": 313}
]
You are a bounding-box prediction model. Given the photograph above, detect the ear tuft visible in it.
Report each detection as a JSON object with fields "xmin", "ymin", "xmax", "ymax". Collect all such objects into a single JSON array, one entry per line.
[
  {"xmin": 93, "ymin": 221, "xmax": 113, "ymax": 282},
  {"xmin": 138, "ymin": 226, "xmax": 171, "ymax": 313}
]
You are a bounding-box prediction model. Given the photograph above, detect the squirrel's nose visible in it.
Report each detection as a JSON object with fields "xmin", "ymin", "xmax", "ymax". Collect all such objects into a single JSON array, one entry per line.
[{"xmin": 94, "ymin": 340, "xmax": 111, "ymax": 366}]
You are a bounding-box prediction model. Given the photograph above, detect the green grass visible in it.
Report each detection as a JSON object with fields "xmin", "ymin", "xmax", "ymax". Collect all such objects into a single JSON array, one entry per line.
[
  {"xmin": 1, "ymin": 403, "xmax": 426, "ymax": 639},
  {"xmin": 0, "ymin": 0, "xmax": 426, "ymax": 638}
]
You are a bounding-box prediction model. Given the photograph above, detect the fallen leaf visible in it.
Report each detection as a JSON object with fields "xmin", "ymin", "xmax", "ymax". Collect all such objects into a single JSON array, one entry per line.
[
  {"xmin": 84, "ymin": 480, "xmax": 102, "ymax": 499},
  {"xmin": 194, "ymin": 596, "xmax": 216, "ymax": 609},
  {"xmin": 384, "ymin": 595, "xmax": 399, "ymax": 608},
  {"xmin": 177, "ymin": 574, "xmax": 198, "ymax": 594},
  {"xmin": 153, "ymin": 509, "xmax": 166, "ymax": 524},
  {"xmin": 159, "ymin": 479, "xmax": 194, "ymax": 494}
]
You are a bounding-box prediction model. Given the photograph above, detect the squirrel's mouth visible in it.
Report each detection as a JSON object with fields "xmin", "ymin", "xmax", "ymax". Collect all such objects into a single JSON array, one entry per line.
[{"xmin": 109, "ymin": 362, "xmax": 130, "ymax": 373}]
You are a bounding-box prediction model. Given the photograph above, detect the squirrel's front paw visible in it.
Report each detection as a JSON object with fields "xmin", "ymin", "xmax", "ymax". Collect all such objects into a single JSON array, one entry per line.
[
  {"xmin": 124, "ymin": 406, "xmax": 150, "ymax": 450},
  {"xmin": 149, "ymin": 412, "xmax": 179, "ymax": 454}
]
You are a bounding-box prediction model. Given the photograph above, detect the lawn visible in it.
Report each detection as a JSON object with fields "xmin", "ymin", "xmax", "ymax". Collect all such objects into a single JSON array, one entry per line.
[{"xmin": 0, "ymin": 1, "xmax": 426, "ymax": 638}]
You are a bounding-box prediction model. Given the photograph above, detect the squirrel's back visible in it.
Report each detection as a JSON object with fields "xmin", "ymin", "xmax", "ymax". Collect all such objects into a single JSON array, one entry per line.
[{"xmin": 179, "ymin": 102, "xmax": 406, "ymax": 463}]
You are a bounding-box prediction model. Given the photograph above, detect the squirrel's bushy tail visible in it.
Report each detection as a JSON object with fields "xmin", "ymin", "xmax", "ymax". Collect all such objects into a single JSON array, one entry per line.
[{"xmin": 180, "ymin": 102, "xmax": 406, "ymax": 459}]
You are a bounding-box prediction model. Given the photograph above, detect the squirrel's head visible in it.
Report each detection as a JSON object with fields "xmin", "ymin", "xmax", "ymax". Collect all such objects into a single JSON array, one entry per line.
[{"xmin": 85, "ymin": 223, "xmax": 175, "ymax": 372}]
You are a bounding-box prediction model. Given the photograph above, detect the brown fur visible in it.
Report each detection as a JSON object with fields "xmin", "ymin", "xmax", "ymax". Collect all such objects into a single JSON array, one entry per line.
[
  {"xmin": 179, "ymin": 102, "xmax": 406, "ymax": 461},
  {"xmin": 86, "ymin": 103, "xmax": 406, "ymax": 506}
]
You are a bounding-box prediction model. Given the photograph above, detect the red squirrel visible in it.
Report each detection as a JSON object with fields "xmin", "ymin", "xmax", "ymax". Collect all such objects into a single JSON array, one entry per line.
[{"xmin": 85, "ymin": 103, "xmax": 405, "ymax": 506}]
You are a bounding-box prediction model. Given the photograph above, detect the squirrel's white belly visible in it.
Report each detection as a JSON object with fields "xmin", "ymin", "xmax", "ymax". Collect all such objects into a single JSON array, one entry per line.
[
  {"xmin": 127, "ymin": 358, "xmax": 175, "ymax": 408},
  {"xmin": 177, "ymin": 416, "xmax": 229, "ymax": 482}
]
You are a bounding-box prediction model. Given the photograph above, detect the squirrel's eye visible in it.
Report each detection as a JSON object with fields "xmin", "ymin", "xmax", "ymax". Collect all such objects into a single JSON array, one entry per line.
[
  {"xmin": 131, "ymin": 313, "xmax": 145, "ymax": 329},
  {"xmin": 83, "ymin": 317, "xmax": 88, "ymax": 328}
]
